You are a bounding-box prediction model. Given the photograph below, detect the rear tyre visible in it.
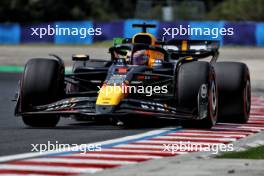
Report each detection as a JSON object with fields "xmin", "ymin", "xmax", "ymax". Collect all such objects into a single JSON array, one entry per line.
[
  {"xmin": 177, "ymin": 61, "xmax": 218, "ymax": 129},
  {"xmin": 214, "ymin": 62, "xmax": 251, "ymax": 123},
  {"xmin": 20, "ymin": 58, "xmax": 64, "ymax": 127}
]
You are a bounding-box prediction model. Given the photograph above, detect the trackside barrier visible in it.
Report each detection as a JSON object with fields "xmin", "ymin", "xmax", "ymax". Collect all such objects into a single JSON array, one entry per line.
[
  {"xmin": 223, "ymin": 22, "xmax": 256, "ymax": 46},
  {"xmin": 0, "ymin": 24, "xmax": 20, "ymax": 44},
  {"xmin": 0, "ymin": 20, "xmax": 264, "ymax": 46}
]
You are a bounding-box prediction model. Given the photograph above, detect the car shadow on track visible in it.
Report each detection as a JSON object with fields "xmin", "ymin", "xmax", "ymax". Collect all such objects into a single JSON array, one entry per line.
[
  {"xmin": 23, "ymin": 119, "xmax": 180, "ymax": 130},
  {"xmin": 68, "ymin": 119, "xmax": 180, "ymax": 130}
]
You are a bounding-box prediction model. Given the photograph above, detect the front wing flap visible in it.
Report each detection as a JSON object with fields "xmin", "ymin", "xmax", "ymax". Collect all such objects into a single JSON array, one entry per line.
[{"xmin": 21, "ymin": 97, "xmax": 196, "ymax": 121}]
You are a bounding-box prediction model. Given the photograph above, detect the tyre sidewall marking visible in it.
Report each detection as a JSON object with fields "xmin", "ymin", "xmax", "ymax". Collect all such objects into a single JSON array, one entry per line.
[{"xmin": 209, "ymin": 71, "xmax": 218, "ymax": 124}]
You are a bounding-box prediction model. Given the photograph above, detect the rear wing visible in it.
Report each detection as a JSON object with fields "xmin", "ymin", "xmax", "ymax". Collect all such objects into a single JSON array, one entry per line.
[
  {"xmin": 163, "ymin": 39, "xmax": 220, "ymax": 59},
  {"xmin": 164, "ymin": 39, "xmax": 219, "ymax": 52}
]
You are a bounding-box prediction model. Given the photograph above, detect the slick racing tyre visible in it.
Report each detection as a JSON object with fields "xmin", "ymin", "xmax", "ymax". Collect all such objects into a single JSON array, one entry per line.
[
  {"xmin": 177, "ymin": 61, "xmax": 218, "ymax": 129},
  {"xmin": 214, "ymin": 62, "xmax": 251, "ymax": 123},
  {"xmin": 20, "ymin": 58, "xmax": 65, "ymax": 127}
]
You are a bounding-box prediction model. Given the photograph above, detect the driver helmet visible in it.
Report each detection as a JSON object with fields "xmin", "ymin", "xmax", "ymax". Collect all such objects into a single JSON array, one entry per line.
[{"xmin": 132, "ymin": 50, "xmax": 149, "ymax": 65}]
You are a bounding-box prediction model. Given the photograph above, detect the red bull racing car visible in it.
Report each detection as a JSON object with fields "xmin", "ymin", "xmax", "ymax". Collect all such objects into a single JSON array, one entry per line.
[{"xmin": 14, "ymin": 24, "xmax": 251, "ymax": 128}]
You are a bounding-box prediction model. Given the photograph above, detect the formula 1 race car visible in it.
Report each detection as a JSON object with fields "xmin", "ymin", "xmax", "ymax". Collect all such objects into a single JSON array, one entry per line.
[{"xmin": 14, "ymin": 23, "xmax": 251, "ymax": 129}]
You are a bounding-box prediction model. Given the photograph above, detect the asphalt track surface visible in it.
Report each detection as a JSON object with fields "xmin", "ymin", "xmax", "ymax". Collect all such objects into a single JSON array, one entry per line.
[
  {"xmin": 0, "ymin": 46, "xmax": 264, "ymax": 175},
  {"xmin": 0, "ymin": 73, "xmax": 158, "ymax": 157},
  {"xmin": 0, "ymin": 89, "xmax": 263, "ymax": 175}
]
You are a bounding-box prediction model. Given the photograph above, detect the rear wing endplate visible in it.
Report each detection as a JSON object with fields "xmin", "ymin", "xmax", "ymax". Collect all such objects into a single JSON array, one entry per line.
[{"xmin": 163, "ymin": 39, "xmax": 220, "ymax": 52}]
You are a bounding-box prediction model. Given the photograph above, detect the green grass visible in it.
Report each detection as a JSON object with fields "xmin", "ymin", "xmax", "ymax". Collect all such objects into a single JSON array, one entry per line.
[
  {"xmin": 217, "ymin": 145, "xmax": 264, "ymax": 159},
  {"xmin": 90, "ymin": 41, "xmax": 112, "ymax": 47},
  {"xmin": 0, "ymin": 65, "xmax": 72, "ymax": 73},
  {"xmin": 0, "ymin": 65, "xmax": 24, "ymax": 72}
]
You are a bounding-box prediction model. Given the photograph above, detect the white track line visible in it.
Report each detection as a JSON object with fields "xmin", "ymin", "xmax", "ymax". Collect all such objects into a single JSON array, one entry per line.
[
  {"xmin": 249, "ymin": 118, "xmax": 264, "ymax": 121},
  {"xmin": 212, "ymin": 126, "xmax": 261, "ymax": 132},
  {"xmin": 116, "ymin": 144, "xmax": 166, "ymax": 149},
  {"xmin": 216, "ymin": 124, "xmax": 264, "ymax": 130},
  {"xmin": 68, "ymin": 153, "xmax": 161, "ymax": 159},
  {"xmin": 0, "ymin": 165, "xmax": 102, "ymax": 174},
  {"xmin": 115, "ymin": 144, "xmax": 221, "ymax": 150},
  {"xmin": 178, "ymin": 129, "xmax": 253, "ymax": 135},
  {"xmin": 153, "ymin": 136, "xmax": 236, "ymax": 142},
  {"xmin": 27, "ymin": 157, "xmax": 136, "ymax": 165},
  {"xmin": 0, "ymin": 127, "xmax": 180, "ymax": 162},
  {"xmin": 101, "ymin": 148, "xmax": 187, "ymax": 154},
  {"xmin": 250, "ymin": 115, "xmax": 264, "ymax": 118},
  {"xmin": 251, "ymin": 106, "xmax": 264, "ymax": 108},
  {"xmin": 166, "ymin": 132, "xmax": 246, "ymax": 138},
  {"xmin": 133, "ymin": 140, "xmax": 223, "ymax": 145}
]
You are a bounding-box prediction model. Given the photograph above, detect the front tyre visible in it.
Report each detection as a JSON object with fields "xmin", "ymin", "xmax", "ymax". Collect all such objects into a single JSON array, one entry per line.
[
  {"xmin": 20, "ymin": 58, "xmax": 64, "ymax": 127},
  {"xmin": 177, "ymin": 61, "xmax": 218, "ymax": 129}
]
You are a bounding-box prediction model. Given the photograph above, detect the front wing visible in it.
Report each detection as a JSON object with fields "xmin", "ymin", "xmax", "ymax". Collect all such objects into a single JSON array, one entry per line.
[{"xmin": 20, "ymin": 97, "xmax": 197, "ymax": 121}]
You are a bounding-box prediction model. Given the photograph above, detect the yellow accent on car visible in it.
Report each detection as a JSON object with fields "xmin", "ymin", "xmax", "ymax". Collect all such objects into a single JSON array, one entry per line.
[
  {"xmin": 96, "ymin": 85, "xmax": 125, "ymax": 105},
  {"xmin": 132, "ymin": 33, "xmax": 156, "ymax": 46},
  {"xmin": 182, "ymin": 40, "xmax": 188, "ymax": 51},
  {"xmin": 185, "ymin": 57, "xmax": 193, "ymax": 60},
  {"xmin": 147, "ymin": 50, "xmax": 164, "ymax": 68}
]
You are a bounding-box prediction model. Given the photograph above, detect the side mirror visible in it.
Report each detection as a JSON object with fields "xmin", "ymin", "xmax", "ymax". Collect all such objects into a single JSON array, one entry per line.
[{"xmin": 72, "ymin": 54, "xmax": 89, "ymax": 61}]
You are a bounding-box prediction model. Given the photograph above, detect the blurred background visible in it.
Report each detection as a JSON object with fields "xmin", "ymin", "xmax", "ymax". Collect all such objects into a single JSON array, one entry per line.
[
  {"xmin": 0, "ymin": 0, "xmax": 264, "ymax": 45},
  {"xmin": 1, "ymin": 0, "xmax": 264, "ymax": 22}
]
